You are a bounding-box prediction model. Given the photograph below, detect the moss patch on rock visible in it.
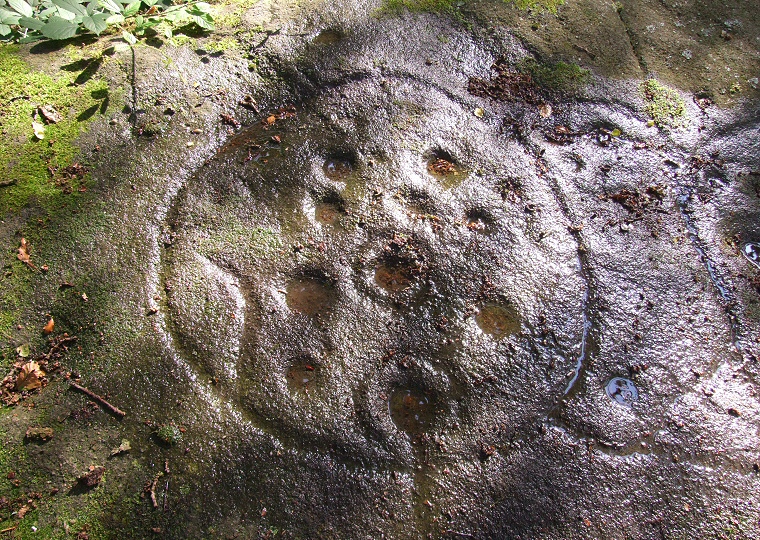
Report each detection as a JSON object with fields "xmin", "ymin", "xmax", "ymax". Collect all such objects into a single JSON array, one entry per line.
[
  {"xmin": 641, "ymin": 78, "xmax": 687, "ymax": 128},
  {"xmin": 0, "ymin": 44, "xmax": 109, "ymax": 214},
  {"xmin": 511, "ymin": 0, "xmax": 564, "ymax": 13},
  {"xmin": 521, "ymin": 58, "xmax": 590, "ymax": 93},
  {"xmin": 378, "ymin": 0, "xmax": 460, "ymax": 15}
]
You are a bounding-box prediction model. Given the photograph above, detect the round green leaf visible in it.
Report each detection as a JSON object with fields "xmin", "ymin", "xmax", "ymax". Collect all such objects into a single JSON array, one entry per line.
[
  {"xmin": 81, "ymin": 11, "xmax": 107, "ymax": 33},
  {"xmin": 18, "ymin": 14, "xmax": 44, "ymax": 29},
  {"xmin": 7, "ymin": 0, "xmax": 33, "ymax": 17},
  {"xmin": 40, "ymin": 15, "xmax": 78, "ymax": 38}
]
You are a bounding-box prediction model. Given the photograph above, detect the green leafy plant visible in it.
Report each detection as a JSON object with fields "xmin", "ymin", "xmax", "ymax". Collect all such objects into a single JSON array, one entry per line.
[{"xmin": 0, "ymin": 0, "xmax": 213, "ymax": 43}]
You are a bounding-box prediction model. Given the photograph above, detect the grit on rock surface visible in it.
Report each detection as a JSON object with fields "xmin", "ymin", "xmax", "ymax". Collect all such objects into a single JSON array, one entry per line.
[{"xmin": 0, "ymin": 0, "xmax": 759, "ymax": 538}]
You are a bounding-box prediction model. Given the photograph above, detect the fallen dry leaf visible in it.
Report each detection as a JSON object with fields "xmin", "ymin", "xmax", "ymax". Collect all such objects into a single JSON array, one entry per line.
[
  {"xmin": 17, "ymin": 238, "xmax": 36, "ymax": 269},
  {"xmin": 239, "ymin": 95, "xmax": 258, "ymax": 111},
  {"xmin": 16, "ymin": 361, "xmax": 45, "ymax": 391},
  {"xmin": 78, "ymin": 465, "xmax": 105, "ymax": 487},
  {"xmin": 17, "ymin": 505, "xmax": 30, "ymax": 519},
  {"xmin": 43, "ymin": 317, "xmax": 54, "ymax": 335},
  {"xmin": 110, "ymin": 439, "xmax": 131, "ymax": 457},
  {"xmin": 538, "ymin": 103, "xmax": 553, "ymax": 118},
  {"xmin": 39, "ymin": 105, "xmax": 63, "ymax": 124},
  {"xmin": 265, "ymin": 115, "xmax": 276, "ymax": 125},
  {"xmin": 32, "ymin": 121, "xmax": 45, "ymax": 140}
]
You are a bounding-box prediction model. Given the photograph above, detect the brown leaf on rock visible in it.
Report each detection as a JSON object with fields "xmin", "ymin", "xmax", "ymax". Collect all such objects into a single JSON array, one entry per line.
[
  {"xmin": 239, "ymin": 95, "xmax": 258, "ymax": 111},
  {"xmin": 78, "ymin": 466, "xmax": 105, "ymax": 488},
  {"xmin": 43, "ymin": 317, "xmax": 54, "ymax": 334},
  {"xmin": 538, "ymin": 103, "xmax": 552, "ymax": 118},
  {"xmin": 15, "ymin": 362, "xmax": 45, "ymax": 391},
  {"xmin": 220, "ymin": 113, "xmax": 240, "ymax": 128},
  {"xmin": 17, "ymin": 238, "xmax": 36, "ymax": 269}
]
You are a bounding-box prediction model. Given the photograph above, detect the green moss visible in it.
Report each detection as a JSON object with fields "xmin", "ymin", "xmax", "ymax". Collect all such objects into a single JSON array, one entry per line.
[
  {"xmin": 377, "ymin": 0, "xmax": 459, "ymax": 16},
  {"xmin": 377, "ymin": 0, "xmax": 563, "ymax": 17},
  {"xmin": 169, "ymin": 34, "xmax": 196, "ymax": 47},
  {"xmin": 156, "ymin": 424, "xmax": 182, "ymax": 445},
  {"xmin": 641, "ymin": 78, "xmax": 687, "ymax": 128},
  {"xmin": 511, "ymin": 0, "xmax": 564, "ymax": 12},
  {"xmin": 521, "ymin": 59, "xmax": 590, "ymax": 92},
  {"xmin": 203, "ymin": 37, "xmax": 240, "ymax": 53},
  {"xmin": 0, "ymin": 257, "xmax": 35, "ymax": 350},
  {"xmin": 225, "ymin": 0, "xmax": 259, "ymax": 9},
  {"xmin": 0, "ymin": 45, "xmax": 109, "ymax": 214},
  {"xmin": 215, "ymin": 12, "xmax": 242, "ymax": 28}
]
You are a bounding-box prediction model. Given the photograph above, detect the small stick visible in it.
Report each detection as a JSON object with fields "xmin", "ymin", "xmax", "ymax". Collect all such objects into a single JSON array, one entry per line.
[
  {"xmin": 0, "ymin": 526, "xmax": 18, "ymax": 534},
  {"xmin": 150, "ymin": 473, "xmax": 162, "ymax": 509},
  {"xmin": 43, "ymin": 335, "xmax": 77, "ymax": 362},
  {"xmin": 69, "ymin": 381, "xmax": 126, "ymax": 418}
]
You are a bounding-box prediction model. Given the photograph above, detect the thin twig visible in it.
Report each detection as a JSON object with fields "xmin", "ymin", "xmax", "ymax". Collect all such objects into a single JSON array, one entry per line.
[
  {"xmin": 150, "ymin": 473, "xmax": 162, "ymax": 509},
  {"xmin": 69, "ymin": 381, "xmax": 126, "ymax": 418},
  {"xmin": 0, "ymin": 526, "xmax": 18, "ymax": 534},
  {"xmin": 43, "ymin": 334, "xmax": 77, "ymax": 362}
]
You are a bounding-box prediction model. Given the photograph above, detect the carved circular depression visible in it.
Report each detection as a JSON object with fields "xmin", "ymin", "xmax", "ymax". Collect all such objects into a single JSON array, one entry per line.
[
  {"xmin": 427, "ymin": 156, "xmax": 459, "ymax": 178},
  {"xmin": 323, "ymin": 158, "xmax": 353, "ymax": 180},
  {"xmin": 374, "ymin": 263, "xmax": 414, "ymax": 293},
  {"xmin": 389, "ymin": 386, "xmax": 436, "ymax": 435},
  {"xmin": 313, "ymin": 30, "xmax": 342, "ymax": 45},
  {"xmin": 315, "ymin": 202, "xmax": 341, "ymax": 225},
  {"xmin": 286, "ymin": 361, "xmax": 320, "ymax": 394},
  {"xmin": 475, "ymin": 304, "xmax": 520, "ymax": 338},
  {"xmin": 286, "ymin": 279, "xmax": 333, "ymax": 315}
]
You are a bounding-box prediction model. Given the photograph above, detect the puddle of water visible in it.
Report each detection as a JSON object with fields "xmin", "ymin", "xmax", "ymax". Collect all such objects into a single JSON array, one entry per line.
[
  {"xmin": 605, "ymin": 377, "xmax": 639, "ymax": 407},
  {"xmin": 375, "ymin": 263, "xmax": 414, "ymax": 293},
  {"xmin": 389, "ymin": 387, "xmax": 435, "ymax": 435},
  {"xmin": 315, "ymin": 202, "xmax": 342, "ymax": 225},
  {"xmin": 286, "ymin": 279, "xmax": 333, "ymax": 315},
  {"xmin": 323, "ymin": 158, "xmax": 353, "ymax": 180},
  {"xmin": 563, "ymin": 287, "xmax": 591, "ymax": 395},
  {"xmin": 743, "ymin": 243, "xmax": 760, "ymax": 269},
  {"xmin": 313, "ymin": 30, "xmax": 342, "ymax": 45},
  {"xmin": 286, "ymin": 362, "xmax": 320, "ymax": 394},
  {"xmin": 475, "ymin": 304, "xmax": 520, "ymax": 338}
]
